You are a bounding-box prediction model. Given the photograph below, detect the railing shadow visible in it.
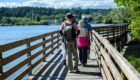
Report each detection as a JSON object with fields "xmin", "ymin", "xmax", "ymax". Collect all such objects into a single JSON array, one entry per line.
[
  {"xmin": 32, "ymin": 50, "xmax": 60, "ymax": 79},
  {"xmin": 32, "ymin": 50, "xmax": 102, "ymax": 80},
  {"xmin": 32, "ymin": 50, "xmax": 69, "ymax": 80},
  {"xmin": 50, "ymin": 65, "xmax": 68, "ymax": 80},
  {"xmin": 75, "ymin": 71, "xmax": 102, "ymax": 77},
  {"xmin": 83, "ymin": 64, "xmax": 99, "ymax": 67}
]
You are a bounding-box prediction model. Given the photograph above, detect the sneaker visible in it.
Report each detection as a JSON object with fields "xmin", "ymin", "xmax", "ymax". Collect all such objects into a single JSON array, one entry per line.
[
  {"xmin": 73, "ymin": 67, "xmax": 80, "ymax": 72},
  {"xmin": 69, "ymin": 70, "xmax": 74, "ymax": 73},
  {"xmin": 87, "ymin": 53, "xmax": 90, "ymax": 59},
  {"xmin": 63, "ymin": 59, "xmax": 66, "ymax": 65},
  {"xmin": 81, "ymin": 64, "xmax": 86, "ymax": 67}
]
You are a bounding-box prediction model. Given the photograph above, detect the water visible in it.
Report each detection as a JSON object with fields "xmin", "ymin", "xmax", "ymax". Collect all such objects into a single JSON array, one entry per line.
[
  {"xmin": 0, "ymin": 24, "xmax": 111, "ymax": 45},
  {"xmin": 0, "ymin": 25, "xmax": 59, "ymax": 45},
  {"xmin": 91, "ymin": 24, "xmax": 112, "ymax": 27}
]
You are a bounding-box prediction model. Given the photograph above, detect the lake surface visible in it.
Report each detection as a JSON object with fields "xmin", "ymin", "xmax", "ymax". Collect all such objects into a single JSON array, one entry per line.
[
  {"xmin": 0, "ymin": 24, "xmax": 111, "ymax": 45},
  {"xmin": 0, "ymin": 25, "xmax": 59, "ymax": 45}
]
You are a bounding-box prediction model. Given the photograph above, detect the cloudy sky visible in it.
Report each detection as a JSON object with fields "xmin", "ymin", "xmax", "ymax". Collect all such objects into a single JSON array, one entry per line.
[{"xmin": 0, "ymin": 0, "xmax": 117, "ymax": 9}]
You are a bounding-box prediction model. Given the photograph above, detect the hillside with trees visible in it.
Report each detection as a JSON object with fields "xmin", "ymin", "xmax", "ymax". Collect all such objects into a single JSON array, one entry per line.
[{"xmin": 0, "ymin": 7, "xmax": 111, "ymax": 26}]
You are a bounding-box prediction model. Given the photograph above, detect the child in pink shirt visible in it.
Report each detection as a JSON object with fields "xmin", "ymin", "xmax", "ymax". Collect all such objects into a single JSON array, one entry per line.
[{"xmin": 77, "ymin": 16, "xmax": 89, "ymax": 66}]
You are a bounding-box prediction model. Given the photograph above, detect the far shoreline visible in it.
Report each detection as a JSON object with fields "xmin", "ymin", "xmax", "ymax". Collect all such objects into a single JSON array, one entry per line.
[{"xmin": 0, "ymin": 24, "xmax": 60, "ymax": 27}]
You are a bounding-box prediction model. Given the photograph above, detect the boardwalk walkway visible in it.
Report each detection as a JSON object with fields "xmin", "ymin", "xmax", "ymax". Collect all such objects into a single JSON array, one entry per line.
[
  {"xmin": 29, "ymin": 47, "xmax": 102, "ymax": 80},
  {"xmin": 1, "ymin": 24, "xmax": 140, "ymax": 80}
]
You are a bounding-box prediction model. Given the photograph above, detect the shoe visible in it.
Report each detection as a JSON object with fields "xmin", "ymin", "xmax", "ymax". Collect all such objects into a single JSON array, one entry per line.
[
  {"xmin": 73, "ymin": 67, "xmax": 80, "ymax": 72},
  {"xmin": 69, "ymin": 70, "xmax": 74, "ymax": 73},
  {"xmin": 63, "ymin": 59, "xmax": 66, "ymax": 65},
  {"xmin": 88, "ymin": 54, "xmax": 90, "ymax": 59},
  {"xmin": 81, "ymin": 64, "xmax": 86, "ymax": 67}
]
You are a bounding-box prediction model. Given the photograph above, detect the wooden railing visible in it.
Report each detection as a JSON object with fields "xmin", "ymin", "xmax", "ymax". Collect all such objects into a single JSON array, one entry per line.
[
  {"xmin": 93, "ymin": 24, "xmax": 128, "ymax": 52},
  {"xmin": 0, "ymin": 30, "xmax": 60, "ymax": 80},
  {"xmin": 93, "ymin": 24, "xmax": 128, "ymax": 40},
  {"xmin": 91, "ymin": 24, "xmax": 140, "ymax": 80},
  {"xmin": 0, "ymin": 24, "xmax": 140, "ymax": 80}
]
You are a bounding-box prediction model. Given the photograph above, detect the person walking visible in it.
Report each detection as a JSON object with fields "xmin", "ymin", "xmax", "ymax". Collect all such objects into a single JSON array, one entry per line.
[
  {"xmin": 77, "ymin": 15, "xmax": 92, "ymax": 66},
  {"xmin": 84, "ymin": 16, "xmax": 92, "ymax": 59},
  {"xmin": 59, "ymin": 13, "xmax": 80, "ymax": 72}
]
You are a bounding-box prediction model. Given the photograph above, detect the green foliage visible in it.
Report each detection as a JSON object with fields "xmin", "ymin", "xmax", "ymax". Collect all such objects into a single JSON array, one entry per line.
[
  {"xmin": 0, "ymin": 16, "xmax": 2, "ymax": 20},
  {"xmin": 0, "ymin": 7, "xmax": 111, "ymax": 25},
  {"xmin": 35, "ymin": 15, "xmax": 40, "ymax": 21},
  {"xmin": 108, "ymin": 7, "xmax": 131, "ymax": 23},
  {"xmin": 129, "ymin": 17, "xmax": 140, "ymax": 40},
  {"xmin": 0, "ymin": 17, "xmax": 49, "ymax": 25},
  {"xmin": 114, "ymin": 0, "xmax": 140, "ymax": 40},
  {"xmin": 124, "ymin": 53, "xmax": 140, "ymax": 73},
  {"xmin": 40, "ymin": 20, "xmax": 48, "ymax": 25},
  {"xmin": 1, "ymin": 17, "xmax": 11, "ymax": 24},
  {"xmin": 103, "ymin": 17, "xmax": 113, "ymax": 24},
  {"xmin": 93, "ymin": 16, "xmax": 105, "ymax": 23},
  {"xmin": 112, "ymin": 3, "xmax": 140, "ymax": 74}
]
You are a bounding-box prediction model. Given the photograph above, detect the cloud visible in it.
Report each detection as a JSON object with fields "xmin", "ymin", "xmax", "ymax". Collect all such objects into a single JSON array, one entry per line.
[
  {"xmin": 0, "ymin": 0, "xmax": 117, "ymax": 9},
  {"xmin": 0, "ymin": 2, "xmax": 21, "ymax": 7}
]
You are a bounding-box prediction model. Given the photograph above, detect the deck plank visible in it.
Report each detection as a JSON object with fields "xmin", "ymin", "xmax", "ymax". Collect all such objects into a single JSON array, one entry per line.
[{"xmin": 29, "ymin": 49, "xmax": 103, "ymax": 80}]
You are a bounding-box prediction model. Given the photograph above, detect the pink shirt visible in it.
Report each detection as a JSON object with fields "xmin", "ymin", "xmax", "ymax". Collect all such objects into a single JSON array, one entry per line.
[{"xmin": 77, "ymin": 37, "xmax": 89, "ymax": 48}]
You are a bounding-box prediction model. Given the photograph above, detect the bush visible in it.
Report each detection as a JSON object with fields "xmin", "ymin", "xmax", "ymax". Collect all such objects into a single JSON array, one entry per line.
[
  {"xmin": 124, "ymin": 53, "xmax": 140, "ymax": 73},
  {"xmin": 129, "ymin": 17, "xmax": 140, "ymax": 41}
]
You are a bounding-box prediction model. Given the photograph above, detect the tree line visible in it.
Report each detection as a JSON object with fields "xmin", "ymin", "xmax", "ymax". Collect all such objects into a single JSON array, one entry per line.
[{"xmin": 0, "ymin": 7, "xmax": 111, "ymax": 26}]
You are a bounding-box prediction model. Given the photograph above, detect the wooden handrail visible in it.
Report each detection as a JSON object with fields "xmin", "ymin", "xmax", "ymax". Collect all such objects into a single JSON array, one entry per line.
[
  {"xmin": 93, "ymin": 24, "xmax": 128, "ymax": 39},
  {"xmin": 0, "ymin": 31, "xmax": 59, "ymax": 52},
  {"xmin": 0, "ymin": 23, "xmax": 139, "ymax": 80},
  {"xmin": 0, "ymin": 30, "xmax": 60, "ymax": 80},
  {"xmin": 91, "ymin": 24, "xmax": 140, "ymax": 80}
]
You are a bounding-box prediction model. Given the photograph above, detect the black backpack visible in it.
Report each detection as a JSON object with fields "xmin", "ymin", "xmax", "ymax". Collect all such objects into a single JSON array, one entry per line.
[{"xmin": 63, "ymin": 23, "xmax": 76, "ymax": 42}]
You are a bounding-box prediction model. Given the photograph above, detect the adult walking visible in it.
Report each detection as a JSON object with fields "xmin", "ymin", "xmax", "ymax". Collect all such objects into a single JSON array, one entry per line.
[
  {"xmin": 77, "ymin": 15, "xmax": 92, "ymax": 66},
  {"xmin": 59, "ymin": 13, "xmax": 80, "ymax": 72}
]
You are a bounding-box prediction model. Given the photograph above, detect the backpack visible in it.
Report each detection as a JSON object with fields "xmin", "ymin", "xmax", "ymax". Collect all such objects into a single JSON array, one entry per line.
[{"xmin": 63, "ymin": 23, "xmax": 76, "ymax": 42}]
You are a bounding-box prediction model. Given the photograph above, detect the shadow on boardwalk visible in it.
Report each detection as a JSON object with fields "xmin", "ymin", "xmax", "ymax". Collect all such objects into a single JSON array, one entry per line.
[{"xmin": 30, "ymin": 50, "xmax": 102, "ymax": 80}]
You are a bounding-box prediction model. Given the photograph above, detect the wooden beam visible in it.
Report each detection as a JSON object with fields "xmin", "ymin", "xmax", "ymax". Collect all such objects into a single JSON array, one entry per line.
[
  {"xmin": 0, "ymin": 30, "xmax": 59, "ymax": 52},
  {"xmin": 0, "ymin": 35, "xmax": 60, "ymax": 67},
  {"xmin": 92, "ymin": 30, "xmax": 140, "ymax": 80}
]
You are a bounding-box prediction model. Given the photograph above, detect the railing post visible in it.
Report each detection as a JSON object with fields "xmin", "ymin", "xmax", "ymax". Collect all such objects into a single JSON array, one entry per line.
[
  {"xmin": 121, "ymin": 26, "xmax": 123, "ymax": 34},
  {"xmin": 27, "ymin": 42, "xmax": 32, "ymax": 76},
  {"xmin": 0, "ymin": 50, "xmax": 3, "ymax": 79},
  {"xmin": 51, "ymin": 34, "xmax": 54, "ymax": 54},
  {"xmin": 57, "ymin": 32, "xmax": 60, "ymax": 49},
  {"xmin": 112, "ymin": 26, "xmax": 115, "ymax": 46},
  {"xmin": 43, "ymin": 37, "xmax": 46, "ymax": 62},
  {"xmin": 107, "ymin": 27, "xmax": 109, "ymax": 39},
  {"xmin": 117, "ymin": 26, "xmax": 119, "ymax": 36},
  {"xmin": 57, "ymin": 32, "xmax": 59, "ymax": 42}
]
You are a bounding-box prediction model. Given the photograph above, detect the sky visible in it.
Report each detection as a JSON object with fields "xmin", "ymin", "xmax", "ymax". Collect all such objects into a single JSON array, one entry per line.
[{"xmin": 0, "ymin": 0, "xmax": 117, "ymax": 9}]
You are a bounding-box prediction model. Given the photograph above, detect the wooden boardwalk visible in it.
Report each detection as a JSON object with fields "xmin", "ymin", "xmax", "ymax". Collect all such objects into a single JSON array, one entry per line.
[
  {"xmin": 28, "ymin": 49, "xmax": 103, "ymax": 80},
  {"xmin": 1, "ymin": 24, "xmax": 140, "ymax": 80}
]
